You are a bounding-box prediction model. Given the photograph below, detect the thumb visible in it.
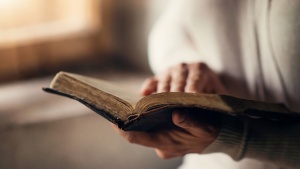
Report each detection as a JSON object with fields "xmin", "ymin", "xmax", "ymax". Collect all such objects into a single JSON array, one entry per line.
[
  {"xmin": 172, "ymin": 110, "xmax": 197, "ymax": 129},
  {"xmin": 173, "ymin": 109, "xmax": 221, "ymax": 137}
]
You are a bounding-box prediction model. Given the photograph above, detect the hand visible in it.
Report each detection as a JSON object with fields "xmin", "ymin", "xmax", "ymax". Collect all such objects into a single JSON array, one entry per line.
[
  {"xmin": 140, "ymin": 62, "xmax": 227, "ymax": 96},
  {"xmin": 115, "ymin": 62, "xmax": 224, "ymax": 159},
  {"xmin": 113, "ymin": 109, "xmax": 220, "ymax": 159}
]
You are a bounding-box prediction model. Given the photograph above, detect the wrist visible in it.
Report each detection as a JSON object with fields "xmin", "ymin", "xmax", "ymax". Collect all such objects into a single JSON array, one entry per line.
[{"xmin": 202, "ymin": 115, "xmax": 248, "ymax": 160}]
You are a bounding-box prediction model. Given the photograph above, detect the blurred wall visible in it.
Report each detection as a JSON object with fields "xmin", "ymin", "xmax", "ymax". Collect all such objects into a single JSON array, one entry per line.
[
  {"xmin": 0, "ymin": 0, "xmax": 172, "ymax": 82},
  {"xmin": 109, "ymin": 0, "xmax": 171, "ymax": 72}
]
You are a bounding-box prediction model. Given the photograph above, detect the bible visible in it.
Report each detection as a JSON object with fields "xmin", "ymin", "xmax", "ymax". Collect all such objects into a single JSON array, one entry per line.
[{"xmin": 43, "ymin": 71, "xmax": 298, "ymax": 131}]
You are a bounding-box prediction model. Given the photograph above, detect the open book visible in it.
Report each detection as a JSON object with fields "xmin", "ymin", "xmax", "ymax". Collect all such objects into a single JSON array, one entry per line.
[{"xmin": 43, "ymin": 72, "xmax": 299, "ymax": 131}]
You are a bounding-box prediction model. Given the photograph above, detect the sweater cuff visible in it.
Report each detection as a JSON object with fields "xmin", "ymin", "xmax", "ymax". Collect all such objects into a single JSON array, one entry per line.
[{"xmin": 202, "ymin": 115, "xmax": 249, "ymax": 161}]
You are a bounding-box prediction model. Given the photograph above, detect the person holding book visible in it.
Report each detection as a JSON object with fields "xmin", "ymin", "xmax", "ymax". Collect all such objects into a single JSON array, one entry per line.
[{"xmin": 114, "ymin": 0, "xmax": 300, "ymax": 169}]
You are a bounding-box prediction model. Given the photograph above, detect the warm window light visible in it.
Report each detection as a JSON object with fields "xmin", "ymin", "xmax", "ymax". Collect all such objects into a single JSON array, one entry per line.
[
  {"xmin": 0, "ymin": 0, "xmax": 99, "ymax": 47},
  {"xmin": 0, "ymin": 0, "xmax": 18, "ymax": 6},
  {"xmin": 0, "ymin": 0, "xmax": 103, "ymax": 82}
]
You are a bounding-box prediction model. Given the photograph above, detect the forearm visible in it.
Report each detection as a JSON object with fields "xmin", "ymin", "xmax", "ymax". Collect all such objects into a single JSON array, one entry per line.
[{"xmin": 204, "ymin": 115, "xmax": 300, "ymax": 168}]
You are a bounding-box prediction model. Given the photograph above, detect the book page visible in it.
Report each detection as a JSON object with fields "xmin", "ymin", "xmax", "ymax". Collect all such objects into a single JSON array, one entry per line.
[{"xmin": 64, "ymin": 72, "xmax": 142, "ymax": 107}]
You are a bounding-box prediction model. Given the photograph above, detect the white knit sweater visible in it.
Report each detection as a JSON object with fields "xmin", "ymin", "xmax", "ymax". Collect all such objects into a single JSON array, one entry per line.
[{"xmin": 148, "ymin": 0, "xmax": 300, "ymax": 168}]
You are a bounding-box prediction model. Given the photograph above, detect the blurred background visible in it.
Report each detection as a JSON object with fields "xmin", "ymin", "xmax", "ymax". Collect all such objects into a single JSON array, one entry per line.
[{"xmin": 0, "ymin": 0, "xmax": 183, "ymax": 168}]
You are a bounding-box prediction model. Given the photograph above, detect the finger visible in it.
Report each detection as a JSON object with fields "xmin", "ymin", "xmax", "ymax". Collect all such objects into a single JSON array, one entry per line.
[
  {"xmin": 185, "ymin": 63, "xmax": 208, "ymax": 93},
  {"xmin": 170, "ymin": 63, "xmax": 188, "ymax": 92},
  {"xmin": 113, "ymin": 125, "xmax": 162, "ymax": 148},
  {"xmin": 140, "ymin": 77, "xmax": 158, "ymax": 96},
  {"xmin": 172, "ymin": 110, "xmax": 220, "ymax": 138},
  {"xmin": 172, "ymin": 110, "xmax": 208, "ymax": 136},
  {"xmin": 157, "ymin": 72, "xmax": 171, "ymax": 93},
  {"xmin": 172, "ymin": 110, "xmax": 195, "ymax": 129}
]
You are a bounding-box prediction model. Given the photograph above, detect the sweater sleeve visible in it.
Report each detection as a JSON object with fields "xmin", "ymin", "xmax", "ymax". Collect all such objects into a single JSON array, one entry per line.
[
  {"xmin": 203, "ymin": 115, "xmax": 300, "ymax": 168},
  {"xmin": 148, "ymin": 0, "xmax": 202, "ymax": 74}
]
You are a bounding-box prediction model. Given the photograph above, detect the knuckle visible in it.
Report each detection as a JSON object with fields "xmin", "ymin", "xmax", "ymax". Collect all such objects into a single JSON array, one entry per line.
[
  {"xmin": 191, "ymin": 62, "xmax": 207, "ymax": 70},
  {"xmin": 172, "ymin": 64, "xmax": 188, "ymax": 77},
  {"xmin": 176, "ymin": 63, "xmax": 187, "ymax": 69},
  {"xmin": 179, "ymin": 69, "xmax": 189, "ymax": 77}
]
